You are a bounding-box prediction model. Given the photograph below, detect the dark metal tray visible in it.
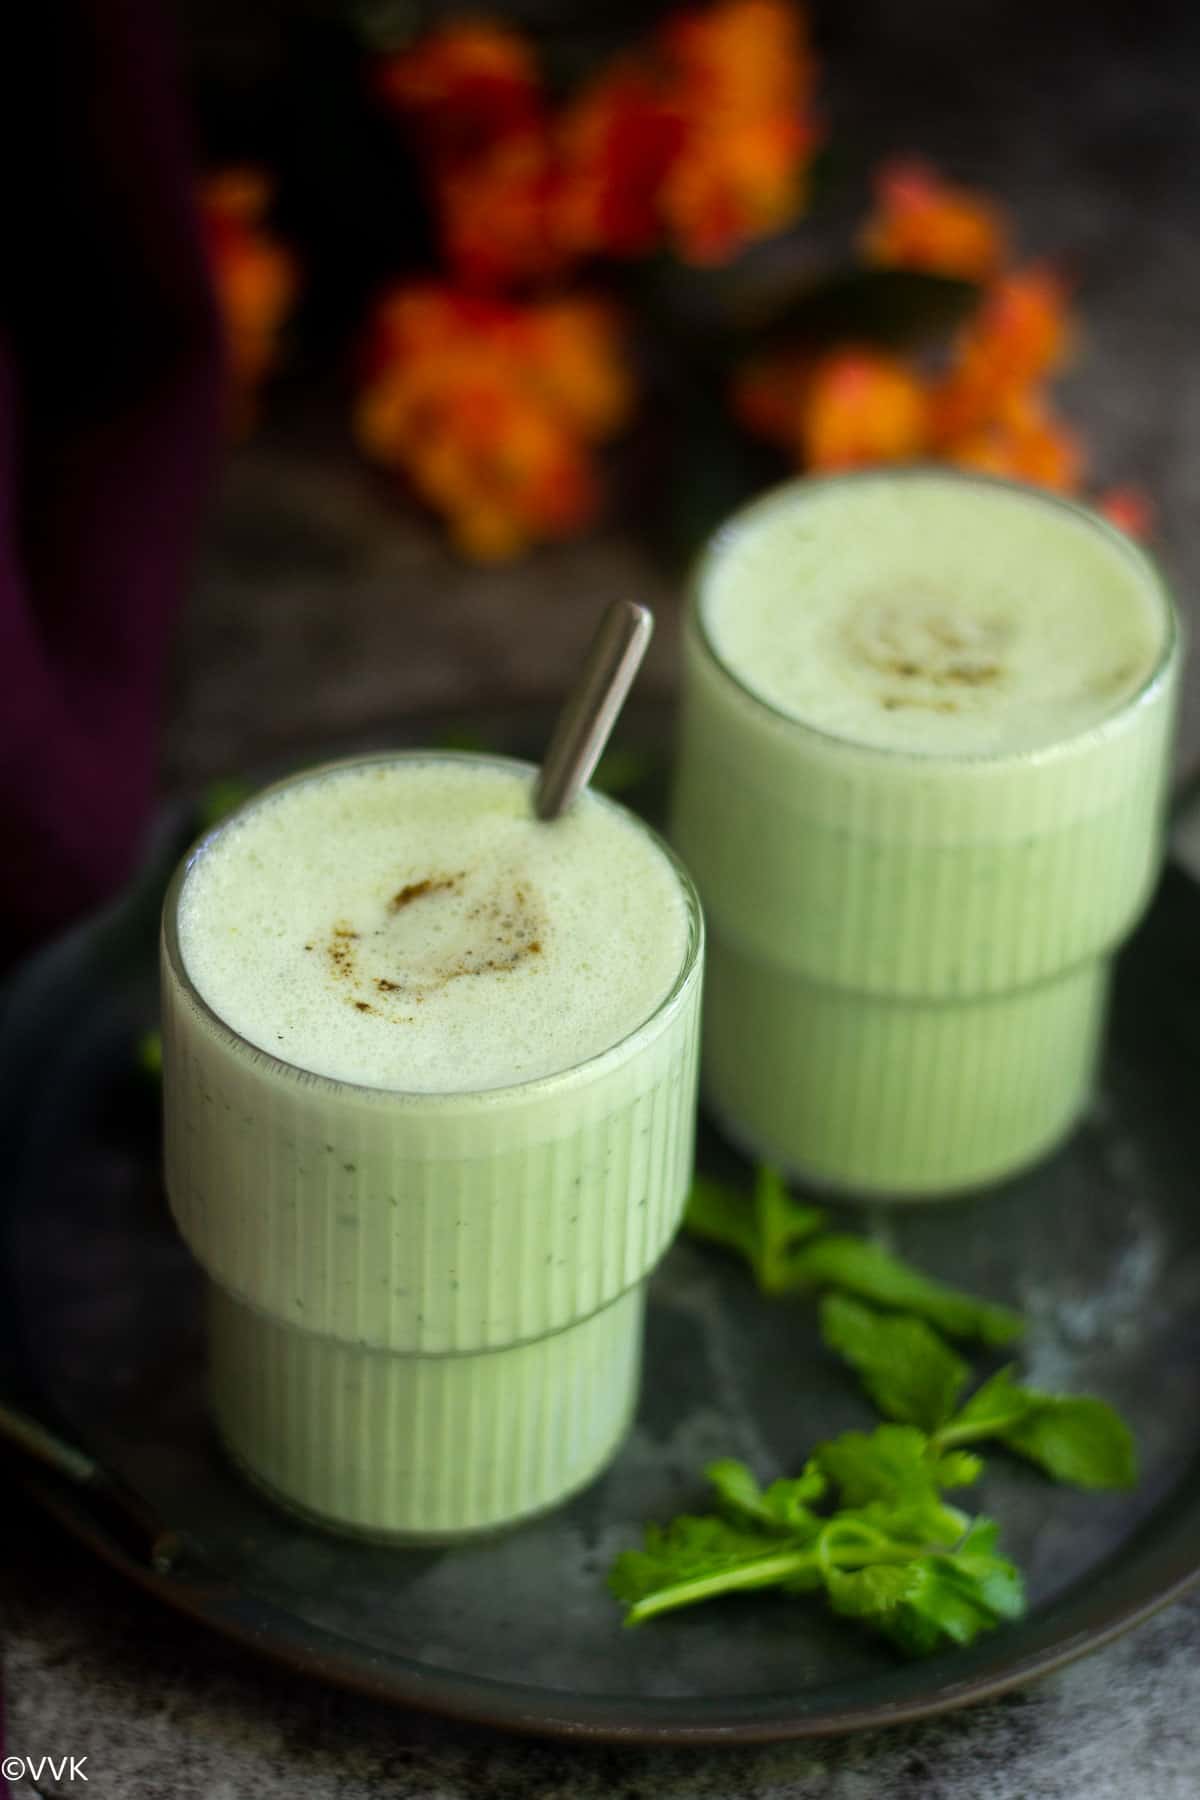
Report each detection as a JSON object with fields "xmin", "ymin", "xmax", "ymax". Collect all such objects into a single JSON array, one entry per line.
[{"xmin": 3, "ymin": 721, "xmax": 1199, "ymax": 1744}]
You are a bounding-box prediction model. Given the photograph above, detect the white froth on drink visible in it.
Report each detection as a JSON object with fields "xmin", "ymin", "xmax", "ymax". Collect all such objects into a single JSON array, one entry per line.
[
  {"xmin": 176, "ymin": 757, "xmax": 690, "ymax": 1091},
  {"xmin": 702, "ymin": 474, "xmax": 1168, "ymax": 757}
]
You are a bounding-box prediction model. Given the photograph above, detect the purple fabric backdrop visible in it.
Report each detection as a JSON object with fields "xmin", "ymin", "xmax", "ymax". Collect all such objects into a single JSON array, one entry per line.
[{"xmin": 1, "ymin": 0, "xmax": 222, "ymax": 961}]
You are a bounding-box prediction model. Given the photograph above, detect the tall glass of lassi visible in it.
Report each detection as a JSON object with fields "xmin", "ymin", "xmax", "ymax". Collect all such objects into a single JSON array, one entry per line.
[
  {"xmin": 162, "ymin": 752, "xmax": 702, "ymax": 1539},
  {"xmin": 672, "ymin": 470, "xmax": 1178, "ymax": 1199}
]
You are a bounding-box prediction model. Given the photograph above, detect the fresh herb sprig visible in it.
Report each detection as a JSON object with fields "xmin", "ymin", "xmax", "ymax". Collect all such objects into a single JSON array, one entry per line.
[
  {"xmin": 821, "ymin": 1294, "xmax": 1136, "ymax": 1489},
  {"xmin": 613, "ymin": 1168, "xmax": 1138, "ymax": 1655},
  {"xmin": 610, "ymin": 1424, "xmax": 1025, "ymax": 1655},
  {"xmin": 683, "ymin": 1169, "xmax": 1023, "ymax": 1343},
  {"xmin": 684, "ymin": 1166, "xmax": 826, "ymax": 1294}
]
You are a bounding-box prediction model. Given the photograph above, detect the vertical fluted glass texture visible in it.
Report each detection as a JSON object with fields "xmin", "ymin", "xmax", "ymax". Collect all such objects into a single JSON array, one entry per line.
[
  {"xmin": 161, "ymin": 769, "xmax": 702, "ymax": 1540},
  {"xmin": 672, "ymin": 476, "xmax": 1179, "ymax": 1198}
]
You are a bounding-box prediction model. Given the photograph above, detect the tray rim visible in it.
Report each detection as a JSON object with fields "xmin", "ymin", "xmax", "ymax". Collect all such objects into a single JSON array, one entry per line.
[{"xmin": 14, "ymin": 1464, "xmax": 1200, "ymax": 1744}]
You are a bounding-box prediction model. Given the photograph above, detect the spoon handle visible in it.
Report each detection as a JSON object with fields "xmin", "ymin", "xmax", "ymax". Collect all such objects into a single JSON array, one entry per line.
[
  {"xmin": 0, "ymin": 1395, "xmax": 182, "ymax": 1574},
  {"xmin": 534, "ymin": 600, "xmax": 653, "ymax": 821}
]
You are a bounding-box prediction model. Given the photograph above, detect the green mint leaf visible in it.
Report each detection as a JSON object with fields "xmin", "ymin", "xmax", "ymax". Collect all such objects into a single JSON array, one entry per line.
[
  {"xmin": 609, "ymin": 1514, "xmax": 773, "ymax": 1603},
  {"xmin": 682, "ymin": 1169, "xmax": 825, "ymax": 1294},
  {"xmin": 817, "ymin": 1424, "xmax": 980, "ymax": 1512},
  {"xmin": 871, "ymin": 1526, "xmax": 1026, "ymax": 1656},
  {"xmin": 707, "ymin": 1458, "xmax": 826, "ymax": 1534},
  {"xmin": 820, "ymin": 1294, "xmax": 969, "ymax": 1431},
  {"xmin": 845, "ymin": 1496, "xmax": 972, "ymax": 1548},
  {"xmin": 1001, "ymin": 1396, "xmax": 1137, "ymax": 1489},
  {"xmin": 817, "ymin": 1424, "xmax": 931, "ymax": 1507},
  {"xmin": 940, "ymin": 1365, "xmax": 1034, "ymax": 1441},
  {"xmin": 935, "ymin": 1449, "xmax": 988, "ymax": 1489},
  {"xmin": 938, "ymin": 1367, "xmax": 1138, "ymax": 1489},
  {"xmin": 819, "ymin": 1509, "xmax": 1023, "ymax": 1657},
  {"xmin": 825, "ymin": 1562, "xmax": 924, "ymax": 1620},
  {"xmin": 753, "ymin": 1167, "xmax": 828, "ymax": 1294},
  {"xmin": 682, "ymin": 1177, "xmax": 760, "ymax": 1266},
  {"xmin": 945, "ymin": 1519, "xmax": 1027, "ymax": 1621},
  {"xmin": 608, "ymin": 1442, "xmax": 1024, "ymax": 1656},
  {"xmin": 705, "ymin": 1458, "xmax": 770, "ymax": 1522},
  {"xmin": 788, "ymin": 1234, "xmax": 1024, "ymax": 1346},
  {"xmin": 137, "ymin": 1028, "xmax": 163, "ymax": 1080},
  {"xmin": 609, "ymin": 1515, "xmax": 817, "ymax": 1624}
]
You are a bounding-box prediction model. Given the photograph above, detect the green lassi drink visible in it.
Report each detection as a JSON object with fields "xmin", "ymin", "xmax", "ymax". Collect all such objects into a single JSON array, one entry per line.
[
  {"xmin": 672, "ymin": 471, "xmax": 1178, "ymax": 1199},
  {"xmin": 162, "ymin": 753, "xmax": 701, "ymax": 1538}
]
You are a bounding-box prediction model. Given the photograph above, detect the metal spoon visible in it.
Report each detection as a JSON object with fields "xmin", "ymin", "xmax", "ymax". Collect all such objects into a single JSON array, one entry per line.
[
  {"xmin": 533, "ymin": 600, "xmax": 654, "ymax": 821},
  {"xmin": 0, "ymin": 1394, "xmax": 181, "ymax": 1574}
]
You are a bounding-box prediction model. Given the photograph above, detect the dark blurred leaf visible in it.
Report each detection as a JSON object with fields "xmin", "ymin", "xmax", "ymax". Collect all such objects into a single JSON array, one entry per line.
[
  {"xmin": 630, "ymin": 237, "xmax": 828, "ymax": 352},
  {"xmin": 137, "ymin": 1029, "xmax": 163, "ymax": 1083},
  {"xmin": 653, "ymin": 381, "xmax": 778, "ymax": 568},
  {"xmin": 803, "ymin": 144, "xmax": 850, "ymax": 211},
  {"xmin": 758, "ymin": 267, "xmax": 980, "ymax": 351},
  {"xmin": 634, "ymin": 242, "xmax": 979, "ymax": 358}
]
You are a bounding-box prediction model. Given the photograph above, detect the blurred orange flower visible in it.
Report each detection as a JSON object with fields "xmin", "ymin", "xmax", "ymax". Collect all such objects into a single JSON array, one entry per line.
[
  {"xmin": 355, "ymin": 286, "xmax": 631, "ymax": 559},
  {"xmin": 360, "ymin": 20, "xmax": 1144, "ymax": 557},
  {"xmin": 200, "ymin": 170, "xmax": 298, "ymax": 434},
  {"xmin": 735, "ymin": 348, "xmax": 927, "ymax": 469},
  {"xmin": 735, "ymin": 166, "xmax": 1093, "ymax": 511},
  {"xmin": 860, "ymin": 158, "xmax": 1008, "ymax": 282},
  {"xmin": 940, "ymin": 390, "xmax": 1084, "ymax": 492},
  {"xmin": 737, "ymin": 345, "xmax": 935, "ymax": 471},
  {"xmin": 436, "ymin": 134, "xmax": 566, "ymax": 289},
  {"xmin": 802, "ymin": 349, "xmax": 928, "ymax": 470},
  {"xmin": 931, "ymin": 265, "xmax": 1072, "ymax": 442},
  {"xmin": 375, "ymin": 1, "xmax": 820, "ymax": 284},
  {"xmin": 1097, "ymin": 485, "xmax": 1155, "ymax": 540},
  {"xmin": 657, "ymin": 0, "xmax": 822, "ymax": 265},
  {"xmin": 375, "ymin": 24, "xmax": 565, "ymax": 287},
  {"xmin": 374, "ymin": 24, "xmax": 541, "ymax": 155},
  {"xmin": 732, "ymin": 352, "xmax": 812, "ymax": 444},
  {"xmin": 554, "ymin": 65, "xmax": 686, "ymax": 259}
]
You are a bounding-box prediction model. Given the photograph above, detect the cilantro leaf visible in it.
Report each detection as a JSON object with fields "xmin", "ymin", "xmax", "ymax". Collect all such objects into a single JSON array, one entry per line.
[
  {"xmin": 752, "ymin": 1168, "xmax": 828, "ymax": 1293},
  {"xmin": 614, "ymin": 1149, "xmax": 1136, "ymax": 1657},
  {"xmin": 825, "ymin": 1562, "xmax": 923, "ymax": 1620},
  {"xmin": 683, "ymin": 1167, "xmax": 825, "ymax": 1294},
  {"xmin": 863, "ymin": 1521, "xmax": 1026, "ymax": 1656},
  {"xmin": 816, "ymin": 1425, "xmax": 981, "ymax": 1512},
  {"xmin": 609, "ymin": 1515, "xmax": 818, "ymax": 1624},
  {"xmin": 707, "ymin": 1458, "xmax": 826, "ymax": 1533},
  {"xmin": 609, "ymin": 1428, "xmax": 1023, "ymax": 1654},
  {"xmin": 788, "ymin": 1234, "xmax": 1024, "ymax": 1346},
  {"xmin": 820, "ymin": 1294, "xmax": 969, "ymax": 1430},
  {"xmin": 938, "ymin": 1366, "xmax": 1137, "ymax": 1489},
  {"xmin": 681, "ymin": 1178, "xmax": 760, "ymax": 1266},
  {"xmin": 1001, "ymin": 1397, "xmax": 1137, "ymax": 1489}
]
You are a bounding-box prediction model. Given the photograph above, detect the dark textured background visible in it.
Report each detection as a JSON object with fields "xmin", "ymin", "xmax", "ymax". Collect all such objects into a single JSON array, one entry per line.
[
  {"xmin": 160, "ymin": 0, "xmax": 1200, "ymax": 792},
  {"xmin": 8, "ymin": 1, "xmax": 1200, "ymax": 1792}
]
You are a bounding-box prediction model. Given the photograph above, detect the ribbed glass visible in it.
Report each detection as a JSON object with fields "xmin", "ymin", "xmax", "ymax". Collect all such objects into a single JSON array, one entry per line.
[
  {"xmin": 672, "ymin": 473, "xmax": 1179, "ymax": 1199},
  {"xmin": 210, "ymin": 1284, "xmax": 645, "ymax": 1540},
  {"xmin": 162, "ymin": 755, "xmax": 703, "ymax": 1538}
]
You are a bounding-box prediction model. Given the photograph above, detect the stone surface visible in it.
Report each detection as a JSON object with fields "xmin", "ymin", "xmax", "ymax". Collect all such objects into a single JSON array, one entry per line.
[
  {"xmin": 9, "ymin": 0, "xmax": 1200, "ymax": 1792},
  {"xmin": 5, "ymin": 1498, "xmax": 1200, "ymax": 1799}
]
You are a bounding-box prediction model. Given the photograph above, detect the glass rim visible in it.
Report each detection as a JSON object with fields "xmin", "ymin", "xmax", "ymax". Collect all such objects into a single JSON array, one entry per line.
[
  {"xmin": 161, "ymin": 748, "xmax": 704, "ymax": 1105},
  {"xmin": 687, "ymin": 465, "xmax": 1181, "ymax": 770}
]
